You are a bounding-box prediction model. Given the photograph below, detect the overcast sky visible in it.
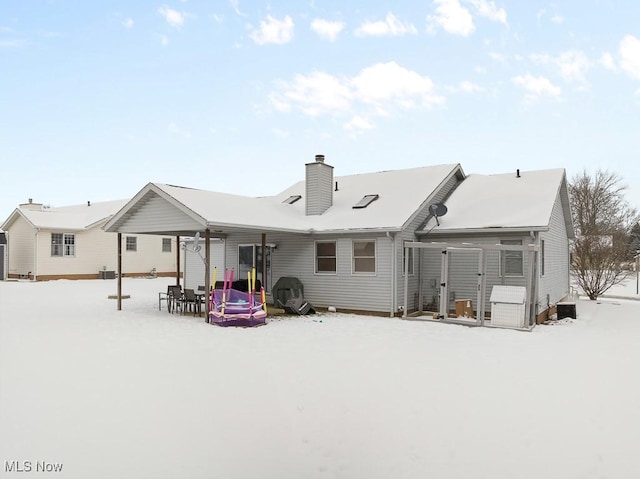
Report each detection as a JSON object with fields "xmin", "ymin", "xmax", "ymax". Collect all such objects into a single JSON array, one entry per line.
[{"xmin": 2, "ymin": 0, "xmax": 640, "ymax": 222}]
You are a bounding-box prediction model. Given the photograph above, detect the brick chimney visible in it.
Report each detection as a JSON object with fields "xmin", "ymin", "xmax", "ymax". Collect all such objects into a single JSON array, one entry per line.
[{"xmin": 305, "ymin": 154, "xmax": 334, "ymax": 215}]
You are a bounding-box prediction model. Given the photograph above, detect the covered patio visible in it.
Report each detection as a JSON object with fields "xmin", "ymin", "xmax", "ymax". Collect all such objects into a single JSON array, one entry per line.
[{"xmin": 102, "ymin": 183, "xmax": 298, "ymax": 320}]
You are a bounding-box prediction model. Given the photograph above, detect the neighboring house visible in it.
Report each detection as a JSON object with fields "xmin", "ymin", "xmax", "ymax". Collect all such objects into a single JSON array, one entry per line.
[
  {"xmin": 103, "ymin": 155, "xmax": 574, "ymax": 325},
  {"xmin": 0, "ymin": 231, "xmax": 6, "ymax": 280},
  {"xmin": 415, "ymin": 168, "xmax": 575, "ymax": 324},
  {"xmin": 1, "ymin": 199, "xmax": 178, "ymax": 281}
]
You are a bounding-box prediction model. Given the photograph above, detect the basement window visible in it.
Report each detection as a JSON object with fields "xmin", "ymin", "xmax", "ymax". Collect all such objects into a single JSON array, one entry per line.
[
  {"xmin": 283, "ymin": 195, "xmax": 302, "ymax": 204},
  {"xmin": 353, "ymin": 194, "xmax": 379, "ymax": 209}
]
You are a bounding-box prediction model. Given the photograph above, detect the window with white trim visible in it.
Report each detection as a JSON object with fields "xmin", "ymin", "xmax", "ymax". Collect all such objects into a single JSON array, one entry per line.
[
  {"xmin": 500, "ymin": 239, "xmax": 523, "ymax": 276},
  {"xmin": 126, "ymin": 236, "xmax": 137, "ymax": 252},
  {"xmin": 51, "ymin": 233, "xmax": 75, "ymax": 257},
  {"xmin": 353, "ymin": 240, "xmax": 376, "ymax": 274},
  {"xmin": 540, "ymin": 239, "xmax": 545, "ymax": 276},
  {"xmin": 315, "ymin": 241, "xmax": 336, "ymax": 273},
  {"xmin": 162, "ymin": 238, "xmax": 172, "ymax": 253}
]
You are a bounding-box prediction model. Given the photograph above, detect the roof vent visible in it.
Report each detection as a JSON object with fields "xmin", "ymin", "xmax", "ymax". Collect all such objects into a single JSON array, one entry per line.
[
  {"xmin": 315, "ymin": 154, "xmax": 325, "ymax": 163},
  {"xmin": 283, "ymin": 195, "xmax": 302, "ymax": 205},
  {"xmin": 517, "ymin": 169, "xmax": 521, "ymax": 178},
  {"xmin": 353, "ymin": 194, "xmax": 379, "ymax": 209}
]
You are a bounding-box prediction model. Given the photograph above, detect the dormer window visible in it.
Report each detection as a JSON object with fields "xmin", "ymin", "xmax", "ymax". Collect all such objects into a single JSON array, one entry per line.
[
  {"xmin": 283, "ymin": 195, "xmax": 302, "ymax": 204},
  {"xmin": 353, "ymin": 194, "xmax": 379, "ymax": 209}
]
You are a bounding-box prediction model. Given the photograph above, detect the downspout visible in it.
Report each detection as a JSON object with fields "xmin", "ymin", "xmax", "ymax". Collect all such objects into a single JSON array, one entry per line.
[{"xmin": 387, "ymin": 232, "xmax": 395, "ymax": 317}]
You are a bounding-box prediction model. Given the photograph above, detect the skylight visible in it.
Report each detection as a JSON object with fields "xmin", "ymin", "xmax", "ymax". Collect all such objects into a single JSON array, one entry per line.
[
  {"xmin": 283, "ymin": 195, "xmax": 302, "ymax": 205},
  {"xmin": 353, "ymin": 194, "xmax": 379, "ymax": 209}
]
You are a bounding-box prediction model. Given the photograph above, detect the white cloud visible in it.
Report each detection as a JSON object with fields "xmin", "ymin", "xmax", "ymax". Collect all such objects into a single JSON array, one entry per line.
[
  {"xmin": 158, "ymin": 6, "xmax": 185, "ymax": 28},
  {"xmin": 273, "ymin": 71, "xmax": 353, "ymax": 116},
  {"xmin": 355, "ymin": 12, "xmax": 417, "ymax": 37},
  {"xmin": 488, "ymin": 51, "xmax": 506, "ymax": 63},
  {"xmin": 344, "ymin": 116, "xmax": 374, "ymax": 132},
  {"xmin": 459, "ymin": 80, "xmax": 484, "ymax": 93},
  {"xmin": 531, "ymin": 50, "xmax": 592, "ymax": 83},
  {"xmin": 599, "ymin": 52, "xmax": 617, "ymax": 72},
  {"xmin": 122, "ymin": 17, "xmax": 134, "ymax": 29},
  {"xmin": 161, "ymin": 35, "xmax": 169, "ymax": 46},
  {"xmin": 467, "ymin": 0, "xmax": 507, "ymax": 25},
  {"xmin": 250, "ymin": 15, "xmax": 294, "ymax": 45},
  {"xmin": 351, "ymin": 62, "xmax": 443, "ymax": 109},
  {"xmin": 619, "ymin": 34, "xmax": 640, "ymax": 80},
  {"xmin": 428, "ymin": 0, "xmax": 475, "ymax": 36},
  {"xmin": 270, "ymin": 62, "xmax": 444, "ymax": 130},
  {"xmin": 310, "ymin": 18, "xmax": 345, "ymax": 42},
  {"xmin": 230, "ymin": 0, "xmax": 245, "ymax": 17},
  {"xmin": 512, "ymin": 74, "xmax": 561, "ymax": 101},
  {"xmin": 551, "ymin": 14, "xmax": 564, "ymax": 24},
  {"xmin": 168, "ymin": 122, "xmax": 191, "ymax": 138}
]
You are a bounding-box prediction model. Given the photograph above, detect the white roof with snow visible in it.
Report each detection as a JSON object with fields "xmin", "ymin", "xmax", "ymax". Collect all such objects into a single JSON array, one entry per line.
[
  {"xmin": 2, "ymin": 200, "xmax": 129, "ymax": 231},
  {"xmin": 106, "ymin": 164, "xmax": 463, "ymax": 234},
  {"xmin": 422, "ymin": 168, "xmax": 574, "ymax": 236}
]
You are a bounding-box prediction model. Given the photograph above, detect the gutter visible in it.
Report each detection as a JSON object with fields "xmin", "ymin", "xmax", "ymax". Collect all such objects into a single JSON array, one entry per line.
[{"xmin": 418, "ymin": 226, "xmax": 550, "ymax": 236}]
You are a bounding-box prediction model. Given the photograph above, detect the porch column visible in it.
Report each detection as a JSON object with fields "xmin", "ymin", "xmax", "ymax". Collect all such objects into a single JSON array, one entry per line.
[
  {"xmin": 261, "ymin": 233, "xmax": 266, "ymax": 290},
  {"xmin": 205, "ymin": 229, "xmax": 211, "ymax": 321},
  {"xmin": 175, "ymin": 235, "xmax": 181, "ymax": 287},
  {"xmin": 117, "ymin": 233, "xmax": 122, "ymax": 311}
]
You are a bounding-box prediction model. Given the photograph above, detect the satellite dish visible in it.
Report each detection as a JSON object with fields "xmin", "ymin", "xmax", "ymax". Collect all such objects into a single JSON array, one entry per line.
[
  {"xmin": 428, "ymin": 203, "xmax": 448, "ymax": 226},
  {"xmin": 193, "ymin": 232, "xmax": 202, "ymax": 252},
  {"xmin": 429, "ymin": 203, "xmax": 448, "ymax": 217}
]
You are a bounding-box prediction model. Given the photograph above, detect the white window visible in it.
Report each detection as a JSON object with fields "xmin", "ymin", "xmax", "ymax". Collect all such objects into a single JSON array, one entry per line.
[
  {"xmin": 315, "ymin": 241, "xmax": 336, "ymax": 274},
  {"xmin": 162, "ymin": 238, "xmax": 172, "ymax": 253},
  {"xmin": 500, "ymin": 239, "xmax": 523, "ymax": 277},
  {"xmin": 51, "ymin": 233, "xmax": 75, "ymax": 257},
  {"xmin": 353, "ymin": 240, "xmax": 376, "ymax": 274},
  {"xmin": 126, "ymin": 236, "xmax": 137, "ymax": 252}
]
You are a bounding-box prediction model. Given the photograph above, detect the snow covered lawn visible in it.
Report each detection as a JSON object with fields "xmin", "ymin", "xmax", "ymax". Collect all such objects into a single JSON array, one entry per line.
[{"xmin": 1, "ymin": 278, "xmax": 639, "ymax": 478}]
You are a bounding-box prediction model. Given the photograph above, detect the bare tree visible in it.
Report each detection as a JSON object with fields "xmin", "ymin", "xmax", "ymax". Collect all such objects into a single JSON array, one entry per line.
[{"xmin": 570, "ymin": 170, "xmax": 640, "ymax": 300}]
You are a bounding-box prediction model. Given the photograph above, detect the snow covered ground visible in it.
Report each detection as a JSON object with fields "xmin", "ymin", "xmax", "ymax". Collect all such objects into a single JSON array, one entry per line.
[{"xmin": 1, "ymin": 277, "xmax": 639, "ymax": 479}]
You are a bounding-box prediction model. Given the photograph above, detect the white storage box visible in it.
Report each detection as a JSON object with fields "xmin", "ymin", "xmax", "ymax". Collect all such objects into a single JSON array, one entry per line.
[{"xmin": 490, "ymin": 285, "xmax": 527, "ymax": 328}]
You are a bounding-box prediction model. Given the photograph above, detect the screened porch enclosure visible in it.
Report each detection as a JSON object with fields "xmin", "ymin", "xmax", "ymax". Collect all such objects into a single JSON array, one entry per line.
[{"xmin": 403, "ymin": 242, "xmax": 539, "ymax": 330}]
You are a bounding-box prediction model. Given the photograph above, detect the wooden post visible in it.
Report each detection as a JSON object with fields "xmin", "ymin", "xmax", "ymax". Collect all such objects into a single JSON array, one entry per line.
[
  {"xmin": 117, "ymin": 233, "xmax": 122, "ymax": 311},
  {"xmin": 205, "ymin": 229, "xmax": 211, "ymax": 321},
  {"xmin": 176, "ymin": 235, "xmax": 181, "ymax": 287},
  {"xmin": 261, "ymin": 233, "xmax": 266, "ymax": 291}
]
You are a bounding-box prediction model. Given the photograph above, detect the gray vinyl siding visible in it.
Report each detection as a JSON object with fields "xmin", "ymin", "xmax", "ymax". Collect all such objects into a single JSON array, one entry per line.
[
  {"xmin": 396, "ymin": 171, "xmax": 463, "ymax": 313},
  {"xmin": 183, "ymin": 239, "xmax": 225, "ymax": 291},
  {"xmin": 222, "ymin": 232, "xmax": 393, "ymax": 313},
  {"xmin": 420, "ymin": 235, "xmax": 531, "ymax": 314},
  {"xmin": 116, "ymin": 194, "xmax": 203, "ymax": 233},
  {"xmin": 538, "ymin": 192, "xmax": 571, "ymax": 308}
]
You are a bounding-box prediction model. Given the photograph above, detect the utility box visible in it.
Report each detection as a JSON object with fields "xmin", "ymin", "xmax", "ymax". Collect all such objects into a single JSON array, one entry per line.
[
  {"xmin": 99, "ymin": 270, "xmax": 116, "ymax": 279},
  {"xmin": 490, "ymin": 286, "xmax": 527, "ymax": 328},
  {"xmin": 455, "ymin": 299, "xmax": 474, "ymax": 318},
  {"xmin": 557, "ymin": 302, "xmax": 577, "ymax": 319}
]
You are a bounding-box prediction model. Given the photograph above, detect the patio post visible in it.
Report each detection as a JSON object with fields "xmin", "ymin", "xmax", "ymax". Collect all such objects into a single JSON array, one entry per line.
[
  {"xmin": 175, "ymin": 235, "xmax": 180, "ymax": 287},
  {"xmin": 261, "ymin": 233, "xmax": 266, "ymax": 290},
  {"xmin": 117, "ymin": 233, "xmax": 122, "ymax": 311},
  {"xmin": 205, "ymin": 229, "xmax": 211, "ymax": 321}
]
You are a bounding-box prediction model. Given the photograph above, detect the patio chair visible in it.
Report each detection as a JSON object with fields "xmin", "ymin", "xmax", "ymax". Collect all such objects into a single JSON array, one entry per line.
[
  {"xmin": 158, "ymin": 284, "xmax": 173, "ymax": 311},
  {"xmin": 182, "ymin": 288, "xmax": 201, "ymax": 316},
  {"xmin": 168, "ymin": 285, "xmax": 183, "ymax": 314}
]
